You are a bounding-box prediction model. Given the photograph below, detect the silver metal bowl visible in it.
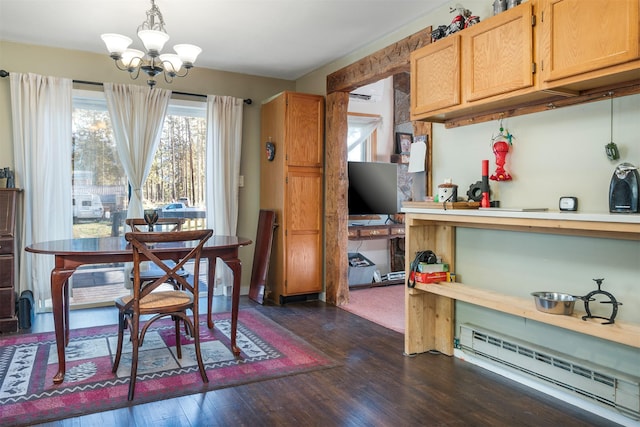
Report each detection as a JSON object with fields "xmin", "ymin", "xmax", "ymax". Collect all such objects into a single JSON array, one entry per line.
[{"xmin": 531, "ymin": 291, "xmax": 580, "ymax": 315}]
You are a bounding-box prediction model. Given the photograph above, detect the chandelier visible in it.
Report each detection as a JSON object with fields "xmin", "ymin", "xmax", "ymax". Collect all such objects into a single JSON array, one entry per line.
[{"xmin": 101, "ymin": 0, "xmax": 201, "ymax": 87}]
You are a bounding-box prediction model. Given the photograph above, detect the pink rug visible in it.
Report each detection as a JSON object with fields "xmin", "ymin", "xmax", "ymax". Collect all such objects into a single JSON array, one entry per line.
[
  {"xmin": 341, "ymin": 285, "xmax": 404, "ymax": 333},
  {"xmin": 0, "ymin": 309, "xmax": 336, "ymax": 426}
]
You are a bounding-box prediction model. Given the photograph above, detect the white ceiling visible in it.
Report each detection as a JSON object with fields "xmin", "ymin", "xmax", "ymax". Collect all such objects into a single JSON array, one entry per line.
[{"xmin": 0, "ymin": 0, "xmax": 448, "ymax": 80}]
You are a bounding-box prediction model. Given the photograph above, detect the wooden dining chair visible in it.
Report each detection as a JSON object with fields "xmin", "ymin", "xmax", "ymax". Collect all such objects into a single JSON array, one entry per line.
[
  {"xmin": 125, "ymin": 217, "xmax": 186, "ymax": 232},
  {"xmin": 112, "ymin": 229, "xmax": 213, "ymax": 401},
  {"xmin": 125, "ymin": 217, "xmax": 188, "ymax": 287}
]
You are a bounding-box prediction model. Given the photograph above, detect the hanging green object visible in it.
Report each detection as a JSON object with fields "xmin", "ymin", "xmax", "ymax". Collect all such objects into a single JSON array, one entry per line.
[
  {"xmin": 605, "ymin": 94, "xmax": 620, "ymax": 161},
  {"xmin": 606, "ymin": 142, "xmax": 620, "ymax": 161}
]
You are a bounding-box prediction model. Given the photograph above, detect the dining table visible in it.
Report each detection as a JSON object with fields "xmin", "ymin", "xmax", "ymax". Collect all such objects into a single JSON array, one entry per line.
[{"xmin": 25, "ymin": 234, "xmax": 252, "ymax": 384}]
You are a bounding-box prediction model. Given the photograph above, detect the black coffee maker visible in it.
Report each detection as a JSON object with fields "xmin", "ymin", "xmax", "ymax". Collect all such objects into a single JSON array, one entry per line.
[{"xmin": 609, "ymin": 163, "xmax": 639, "ymax": 213}]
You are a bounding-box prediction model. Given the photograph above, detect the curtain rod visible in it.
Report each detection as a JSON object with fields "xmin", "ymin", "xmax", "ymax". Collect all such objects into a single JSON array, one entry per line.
[{"xmin": 0, "ymin": 70, "xmax": 252, "ymax": 105}]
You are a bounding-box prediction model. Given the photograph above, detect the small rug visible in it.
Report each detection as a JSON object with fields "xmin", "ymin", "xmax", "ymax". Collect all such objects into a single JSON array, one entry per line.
[
  {"xmin": 341, "ymin": 285, "xmax": 405, "ymax": 333},
  {"xmin": 0, "ymin": 309, "xmax": 337, "ymax": 426}
]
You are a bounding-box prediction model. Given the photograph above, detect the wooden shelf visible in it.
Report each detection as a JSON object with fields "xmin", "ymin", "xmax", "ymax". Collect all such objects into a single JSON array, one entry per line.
[
  {"xmin": 348, "ymin": 223, "xmax": 405, "ymax": 240},
  {"xmin": 403, "ymin": 209, "xmax": 640, "ymax": 241},
  {"xmin": 410, "ymin": 282, "xmax": 640, "ymax": 349},
  {"xmin": 403, "ymin": 209, "xmax": 640, "ymax": 356}
]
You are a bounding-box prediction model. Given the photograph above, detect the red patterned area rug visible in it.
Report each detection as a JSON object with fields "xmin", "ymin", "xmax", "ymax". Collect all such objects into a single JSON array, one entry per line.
[{"xmin": 0, "ymin": 309, "xmax": 336, "ymax": 426}]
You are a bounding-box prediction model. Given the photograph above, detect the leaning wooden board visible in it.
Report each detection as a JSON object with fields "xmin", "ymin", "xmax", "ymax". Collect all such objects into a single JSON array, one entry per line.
[{"xmin": 402, "ymin": 201, "xmax": 480, "ymax": 210}]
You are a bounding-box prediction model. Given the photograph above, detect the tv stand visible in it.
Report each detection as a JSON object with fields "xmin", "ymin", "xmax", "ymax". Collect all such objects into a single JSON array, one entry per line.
[{"xmin": 348, "ymin": 223, "xmax": 405, "ymax": 288}]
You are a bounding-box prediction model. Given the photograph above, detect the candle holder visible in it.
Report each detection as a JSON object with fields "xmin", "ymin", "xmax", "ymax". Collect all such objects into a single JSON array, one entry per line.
[{"xmin": 143, "ymin": 209, "xmax": 159, "ymax": 231}]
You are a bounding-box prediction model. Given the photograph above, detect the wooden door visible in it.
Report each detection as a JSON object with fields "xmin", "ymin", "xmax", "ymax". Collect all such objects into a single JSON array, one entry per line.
[
  {"xmin": 283, "ymin": 169, "xmax": 323, "ymax": 297},
  {"xmin": 410, "ymin": 35, "xmax": 461, "ymax": 118},
  {"xmin": 540, "ymin": 0, "xmax": 640, "ymax": 83},
  {"xmin": 462, "ymin": 2, "xmax": 535, "ymax": 102},
  {"xmin": 285, "ymin": 93, "xmax": 324, "ymax": 168}
]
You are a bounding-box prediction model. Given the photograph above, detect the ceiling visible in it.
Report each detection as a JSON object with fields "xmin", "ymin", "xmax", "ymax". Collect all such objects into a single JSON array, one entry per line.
[{"xmin": 0, "ymin": 0, "xmax": 448, "ymax": 81}]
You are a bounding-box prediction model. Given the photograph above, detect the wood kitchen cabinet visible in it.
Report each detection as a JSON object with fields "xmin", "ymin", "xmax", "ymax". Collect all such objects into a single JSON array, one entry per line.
[
  {"xmin": 462, "ymin": 2, "xmax": 535, "ymax": 102},
  {"xmin": 539, "ymin": 0, "xmax": 640, "ymax": 91},
  {"xmin": 410, "ymin": 0, "xmax": 640, "ymax": 126},
  {"xmin": 411, "ymin": 2, "xmax": 537, "ymax": 121},
  {"xmin": 0, "ymin": 189, "xmax": 21, "ymax": 333},
  {"xmin": 260, "ymin": 91, "xmax": 324, "ymax": 304},
  {"xmin": 410, "ymin": 35, "xmax": 461, "ymax": 118}
]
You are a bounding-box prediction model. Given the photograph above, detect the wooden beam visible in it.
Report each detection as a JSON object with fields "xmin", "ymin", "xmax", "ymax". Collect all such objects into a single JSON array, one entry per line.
[
  {"xmin": 327, "ymin": 27, "xmax": 432, "ymax": 94},
  {"xmin": 324, "ymin": 92, "xmax": 350, "ymax": 306}
]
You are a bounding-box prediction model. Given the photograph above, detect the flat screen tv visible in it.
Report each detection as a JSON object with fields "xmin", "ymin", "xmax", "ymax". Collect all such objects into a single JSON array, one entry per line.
[{"xmin": 348, "ymin": 161, "xmax": 399, "ymax": 216}]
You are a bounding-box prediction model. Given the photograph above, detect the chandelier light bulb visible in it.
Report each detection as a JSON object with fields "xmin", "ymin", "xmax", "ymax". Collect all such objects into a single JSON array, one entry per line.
[
  {"xmin": 121, "ymin": 49, "xmax": 145, "ymax": 69},
  {"xmin": 159, "ymin": 54, "xmax": 183, "ymax": 75},
  {"xmin": 137, "ymin": 29, "xmax": 169, "ymax": 56},
  {"xmin": 101, "ymin": 33, "xmax": 133, "ymax": 57},
  {"xmin": 174, "ymin": 44, "xmax": 202, "ymax": 68}
]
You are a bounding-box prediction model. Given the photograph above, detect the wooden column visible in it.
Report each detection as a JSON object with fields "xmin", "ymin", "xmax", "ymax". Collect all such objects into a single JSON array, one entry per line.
[
  {"xmin": 324, "ymin": 27, "xmax": 433, "ymax": 306},
  {"xmin": 324, "ymin": 92, "xmax": 350, "ymax": 305}
]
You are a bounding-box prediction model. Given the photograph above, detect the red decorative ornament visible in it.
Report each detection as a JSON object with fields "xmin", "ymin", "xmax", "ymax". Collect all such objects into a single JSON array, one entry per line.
[{"xmin": 490, "ymin": 125, "xmax": 513, "ymax": 181}]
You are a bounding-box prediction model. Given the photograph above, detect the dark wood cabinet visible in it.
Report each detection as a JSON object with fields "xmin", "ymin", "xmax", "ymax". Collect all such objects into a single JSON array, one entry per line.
[{"xmin": 0, "ymin": 189, "xmax": 21, "ymax": 332}]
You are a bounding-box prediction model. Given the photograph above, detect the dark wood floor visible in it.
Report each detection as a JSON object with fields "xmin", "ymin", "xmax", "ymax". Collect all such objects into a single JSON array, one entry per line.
[{"xmin": 26, "ymin": 296, "xmax": 621, "ymax": 427}]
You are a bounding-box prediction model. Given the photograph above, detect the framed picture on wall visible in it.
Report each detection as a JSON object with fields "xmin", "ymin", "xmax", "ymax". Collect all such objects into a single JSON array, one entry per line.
[{"xmin": 395, "ymin": 132, "xmax": 413, "ymax": 154}]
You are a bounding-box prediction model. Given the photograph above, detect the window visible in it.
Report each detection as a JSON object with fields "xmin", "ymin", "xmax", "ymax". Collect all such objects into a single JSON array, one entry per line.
[
  {"xmin": 147, "ymin": 100, "xmax": 207, "ymax": 208},
  {"xmin": 347, "ymin": 113, "xmax": 381, "ymax": 162},
  {"xmin": 71, "ymin": 90, "xmax": 208, "ymax": 307},
  {"xmin": 72, "ymin": 90, "xmax": 207, "ymax": 238},
  {"xmin": 72, "ymin": 91, "xmax": 125, "ymax": 235}
]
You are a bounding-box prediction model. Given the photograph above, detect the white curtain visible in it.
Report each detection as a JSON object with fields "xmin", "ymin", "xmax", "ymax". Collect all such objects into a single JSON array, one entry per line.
[
  {"xmin": 205, "ymin": 95, "xmax": 244, "ymax": 293},
  {"xmin": 10, "ymin": 73, "xmax": 73, "ymax": 310},
  {"xmin": 103, "ymin": 83, "xmax": 171, "ymax": 218}
]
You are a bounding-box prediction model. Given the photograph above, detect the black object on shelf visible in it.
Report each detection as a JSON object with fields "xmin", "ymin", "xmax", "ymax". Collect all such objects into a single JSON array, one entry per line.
[{"xmin": 581, "ymin": 278, "xmax": 622, "ymax": 325}]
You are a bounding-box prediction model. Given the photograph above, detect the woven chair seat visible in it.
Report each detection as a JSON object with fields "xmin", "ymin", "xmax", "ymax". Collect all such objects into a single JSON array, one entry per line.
[{"xmin": 116, "ymin": 290, "xmax": 193, "ymax": 311}]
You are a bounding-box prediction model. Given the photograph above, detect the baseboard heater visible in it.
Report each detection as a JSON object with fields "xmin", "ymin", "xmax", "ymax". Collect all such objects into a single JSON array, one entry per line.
[{"xmin": 459, "ymin": 324, "xmax": 640, "ymax": 420}]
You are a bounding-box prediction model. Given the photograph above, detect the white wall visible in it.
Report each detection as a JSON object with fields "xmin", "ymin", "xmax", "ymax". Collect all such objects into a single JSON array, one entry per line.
[
  {"xmin": 348, "ymin": 76, "xmax": 395, "ymax": 160},
  {"xmin": 444, "ymin": 95, "xmax": 640, "ymax": 377},
  {"xmin": 433, "ymin": 95, "xmax": 640, "ymax": 212}
]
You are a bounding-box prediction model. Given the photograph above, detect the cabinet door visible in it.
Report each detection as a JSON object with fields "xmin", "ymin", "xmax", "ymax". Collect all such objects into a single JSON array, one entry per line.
[
  {"xmin": 0, "ymin": 190, "xmax": 18, "ymax": 237},
  {"xmin": 541, "ymin": 0, "xmax": 640, "ymax": 82},
  {"xmin": 285, "ymin": 93, "xmax": 324, "ymax": 168},
  {"xmin": 410, "ymin": 35, "xmax": 461, "ymax": 118},
  {"xmin": 462, "ymin": 2, "xmax": 535, "ymax": 102},
  {"xmin": 0, "ymin": 255, "xmax": 14, "ymax": 287},
  {"xmin": 284, "ymin": 169, "xmax": 323, "ymax": 295}
]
